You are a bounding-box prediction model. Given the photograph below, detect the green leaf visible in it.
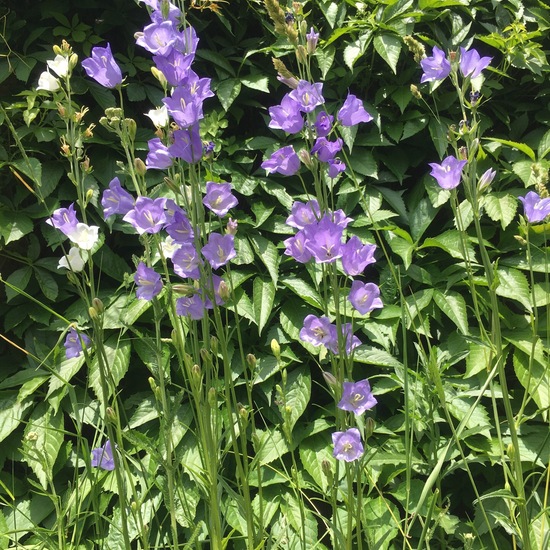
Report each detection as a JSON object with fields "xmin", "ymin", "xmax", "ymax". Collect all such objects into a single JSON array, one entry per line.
[
  {"xmin": 284, "ymin": 367, "xmax": 311, "ymax": 432},
  {"xmin": 373, "ymin": 34, "xmax": 402, "ymax": 74},
  {"xmin": 22, "ymin": 402, "xmax": 64, "ymax": 489},
  {"xmin": 484, "ymin": 138, "xmax": 536, "ymax": 161},
  {"xmin": 354, "ymin": 346, "xmax": 404, "ymax": 368},
  {"xmin": 513, "ymin": 348, "xmax": 549, "ymax": 413},
  {"xmin": 89, "ymin": 336, "xmax": 131, "ymax": 404},
  {"xmin": 482, "ymin": 193, "xmax": 518, "ymax": 230},
  {"xmin": 299, "ymin": 434, "xmax": 334, "ymax": 492},
  {"xmin": 94, "ymin": 243, "xmax": 131, "ymax": 281},
  {"xmin": 0, "ymin": 393, "xmax": 33, "ymax": 443},
  {"xmin": 385, "ymin": 230, "xmax": 414, "ymax": 269},
  {"xmin": 33, "ymin": 266, "xmax": 58, "ymax": 301},
  {"xmin": 363, "ymin": 496, "xmax": 400, "ymax": 550},
  {"xmin": 216, "ymin": 78, "xmax": 241, "ymax": 111},
  {"xmin": 5, "ymin": 266, "xmax": 32, "ymax": 302},
  {"xmin": 249, "ymin": 234, "xmax": 280, "ymax": 287},
  {"xmin": 241, "ymin": 74, "xmax": 269, "ymax": 92},
  {"xmin": 495, "ymin": 267, "xmax": 532, "ymax": 311},
  {"xmin": 253, "ymin": 277, "xmax": 275, "ymax": 335},
  {"xmin": 279, "ymin": 275, "xmax": 323, "ymax": 310},
  {"xmin": 433, "ymin": 289, "xmax": 469, "ymax": 335},
  {"xmin": 47, "ymin": 355, "xmax": 86, "ymax": 413},
  {"xmin": 421, "ymin": 230, "xmax": 477, "ymax": 262},
  {"xmin": 315, "ymin": 45, "xmax": 336, "ymax": 79},
  {"xmin": 252, "ymin": 428, "xmax": 289, "ymax": 465},
  {"xmin": 0, "ymin": 210, "xmax": 33, "ymax": 244},
  {"xmin": 349, "ymin": 148, "xmax": 377, "ymax": 178},
  {"xmin": 537, "ymin": 128, "xmax": 550, "ymax": 159}
]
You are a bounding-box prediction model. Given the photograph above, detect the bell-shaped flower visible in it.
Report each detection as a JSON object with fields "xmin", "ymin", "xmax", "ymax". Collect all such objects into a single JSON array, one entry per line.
[{"xmin": 81, "ymin": 44, "xmax": 123, "ymax": 88}]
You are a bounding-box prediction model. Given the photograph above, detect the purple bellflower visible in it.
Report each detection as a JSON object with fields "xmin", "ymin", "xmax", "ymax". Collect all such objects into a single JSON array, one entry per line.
[
  {"xmin": 338, "ymin": 379, "xmax": 377, "ymax": 414},
  {"xmin": 203, "ymin": 181, "xmax": 238, "ymax": 217},
  {"xmin": 303, "ymin": 215, "xmax": 344, "ymax": 263},
  {"xmin": 134, "ymin": 262, "xmax": 163, "ymax": 300},
  {"xmin": 64, "ymin": 327, "xmax": 91, "ymax": 359},
  {"xmin": 429, "ymin": 155, "xmax": 467, "ymax": 189},
  {"xmin": 123, "ymin": 197, "xmax": 167, "ymax": 234},
  {"xmin": 261, "ymin": 145, "xmax": 300, "ymax": 176},
  {"xmin": 136, "ymin": 21, "xmax": 179, "ymax": 56},
  {"xmin": 286, "ymin": 200, "xmax": 321, "ymax": 229},
  {"xmin": 165, "ymin": 210, "xmax": 194, "ymax": 244},
  {"xmin": 201, "ymin": 233, "xmax": 236, "ymax": 269},
  {"xmin": 348, "ymin": 281, "xmax": 383, "ymax": 315},
  {"xmin": 326, "ymin": 323, "xmax": 361, "ymax": 355},
  {"xmin": 328, "ymin": 158, "xmax": 346, "ymax": 178},
  {"xmin": 332, "ymin": 428, "xmax": 364, "ymax": 462},
  {"xmin": 154, "ymin": 50, "xmax": 194, "ymax": 87},
  {"xmin": 101, "ymin": 177, "xmax": 135, "ymax": 219},
  {"xmin": 459, "ymin": 47, "xmax": 492, "ymax": 79},
  {"xmin": 518, "ymin": 191, "xmax": 550, "ymax": 223},
  {"xmin": 91, "ymin": 440, "xmax": 116, "ymax": 471},
  {"xmin": 337, "ymin": 93, "xmax": 373, "ymax": 126},
  {"xmin": 163, "ymin": 86, "xmax": 204, "ymax": 129},
  {"xmin": 146, "ymin": 138, "xmax": 173, "ymax": 170},
  {"xmin": 169, "ymin": 125, "xmax": 203, "ymax": 164},
  {"xmin": 176, "ymin": 294, "xmax": 206, "ymax": 320},
  {"xmin": 81, "ymin": 44, "xmax": 123, "ymax": 88},
  {"xmin": 311, "ymin": 137, "xmax": 343, "ymax": 163},
  {"xmin": 299, "ymin": 315, "xmax": 334, "ymax": 347},
  {"xmin": 313, "ymin": 111, "xmax": 333, "ymax": 137},
  {"xmin": 420, "ymin": 46, "xmax": 451, "ymax": 83},
  {"xmin": 306, "ymin": 27, "xmax": 319, "ymax": 54},
  {"xmin": 172, "ymin": 243, "xmax": 201, "ymax": 279},
  {"xmin": 47, "ymin": 203, "xmax": 79, "ymax": 236},
  {"xmin": 268, "ymin": 94, "xmax": 304, "ymax": 134},
  {"xmin": 289, "ymin": 80, "xmax": 325, "ymax": 113},
  {"xmin": 283, "ymin": 230, "xmax": 313, "ymax": 264}
]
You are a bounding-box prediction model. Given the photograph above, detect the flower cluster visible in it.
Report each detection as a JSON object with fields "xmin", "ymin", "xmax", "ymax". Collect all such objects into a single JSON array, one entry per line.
[{"xmin": 420, "ymin": 46, "xmax": 492, "ymax": 84}]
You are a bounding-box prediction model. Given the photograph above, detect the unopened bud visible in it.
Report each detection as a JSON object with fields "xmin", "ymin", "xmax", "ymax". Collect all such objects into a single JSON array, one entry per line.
[
  {"xmin": 80, "ymin": 156, "xmax": 92, "ymax": 173},
  {"xmin": 191, "ymin": 364, "xmax": 201, "ymax": 383},
  {"xmin": 322, "ymin": 371, "xmax": 337, "ymax": 388},
  {"xmin": 410, "ymin": 84, "xmax": 422, "ymax": 100},
  {"xmin": 124, "ymin": 118, "xmax": 137, "ymax": 141},
  {"xmin": 478, "ymin": 168, "xmax": 496, "ymax": 190},
  {"xmin": 88, "ymin": 306, "xmax": 99, "ymax": 320},
  {"xmin": 271, "ymin": 339, "xmax": 281, "ymax": 360},
  {"xmin": 365, "ymin": 416, "xmax": 375, "ymax": 439},
  {"xmin": 207, "ymin": 386, "xmax": 217, "ymax": 407},
  {"xmin": 506, "ymin": 443, "xmax": 515, "ymax": 459},
  {"xmin": 246, "ymin": 353, "xmax": 257, "ymax": 370},
  {"xmin": 69, "ymin": 53, "xmax": 79, "ymax": 70},
  {"xmin": 296, "ymin": 44, "xmax": 307, "ymax": 64},
  {"xmin": 53, "ymin": 44, "xmax": 63, "ymax": 56},
  {"xmin": 321, "ymin": 459, "xmax": 333, "ymax": 483},
  {"xmin": 134, "ymin": 157, "xmax": 147, "ymax": 177},
  {"xmin": 130, "ymin": 501, "xmax": 138, "ymax": 512},
  {"xmin": 298, "ymin": 148, "xmax": 313, "ymax": 169},
  {"xmin": 448, "ymin": 50, "xmax": 456, "ymax": 62},
  {"xmin": 238, "ymin": 402, "xmax": 249, "ymax": 421},
  {"xmin": 226, "ymin": 218, "xmax": 238, "ymax": 235},
  {"xmin": 85, "ymin": 188, "xmax": 94, "ymax": 202},
  {"xmin": 200, "ymin": 348, "xmax": 211, "ymax": 363},
  {"xmin": 61, "ymin": 39, "xmax": 71, "ymax": 52},
  {"xmin": 218, "ymin": 280, "xmax": 230, "ymax": 302},
  {"xmin": 172, "ymin": 284, "xmax": 195, "ymax": 296},
  {"xmin": 106, "ymin": 407, "xmax": 117, "ymax": 422},
  {"xmin": 148, "ymin": 377, "xmax": 157, "ymax": 392},
  {"xmin": 210, "ymin": 335, "xmax": 218, "ymax": 355},
  {"xmin": 151, "ymin": 66, "xmax": 167, "ymax": 88},
  {"xmin": 458, "ymin": 146, "xmax": 468, "ymax": 160},
  {"xmin": 57, "ymin": 102, "xmax": 67, "ymax": 118}
]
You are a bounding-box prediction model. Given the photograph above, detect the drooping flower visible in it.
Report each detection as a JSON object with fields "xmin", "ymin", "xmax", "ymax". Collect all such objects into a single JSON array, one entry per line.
[
  {"xmin": 101, "ymin": 177, "xmax": 135, "ymax": 219},
  {"xmin": 134, "ymin": 262, "xmax": 163, "ymax": 300},
  {"xmin": 163, "ymin": 86, "xmax": 204, "ymax": 129},
  {"xmin": 337, "ymin": 93, "xmax": 373, "ymax": 126},
  {"xmin": 172, "ymin": 243, "xmax": 201, "ymax": 279},
  {"xmin": 313, "ymin": 111, "xmax": 333, "ymax": 137},
  {"xmin": 169, "ymin": 124, "xmax": 203, "ymax": 164},
  {"xmin": 47, "ymin": 204, "xmax": 79, "ymax": 236},
  {"xmin": 332, "ymin": 428, "xmax": 364, "ymax": 462},
  {"xmin": 146, "ymin": 138, "xmax": 173, "ymax": 170},
  {"xmin": 459, "ymin": 47, "xmax": 492, "ymax": 79},
  {"xmin": 518, "ymin": 191, "xmax": 550, "ymax": 223},
  {"xmin": 64, "ymin": 327, "xmax": 91, "ymax": 359},
  {"xmin": 154, "ymin": 50, "xmax": 194, "ymax": 87},
  {"xmin": 286, "ymin": 200, "xmax": 321, "ymax": 229},
  {"xmin": 81, "ymin": 44, "xmax": 123, "ymax": 88},
  {"xmin": 58, "ymin": 247, "xmax": 87, "ymax": 272},
  {"xmin": 165, "ymin": 210, "xmax": 194, "ymax": 244},
  {"xmin": 429, "ymin": 155, "xmax": 467, "ymax": 189},
  {"xmin": 123, "ymin": 197, "xmax": 167, "ymax": 234},
  {"xmin": 328, "ymin": 158, "xmax": 346, "ymax": 178},
  {"xmin": 283, "ymin": 231, "xmax": 313, "ymax": 263},
  {"xmin": 37, "ymin": 71, "xmax": 60, "ymax": 92},
  {"xmin": 176, "ymin": 294, "xmax": 206, "ymax": 320},
  {"xmin": 338, "ymin": 379, "xmax": 377, "ymax": 414},
  {"xmin": 311, "ymin": 137, "xmax": 343, "ymax": 163},
  {"xmin": 91, "ymin": 440, "xmax": 116, "ymax": 471},
  {"xmin": 201, "ymin": 233, "xmax": 236, "ymax": 269},
  {"xmin": 261, "ymin": 145, "xmax": 300, "ymax": 176},
  {"xmin": 203, "ymin": 181, "xmax": 238, "ymax": 217},
  {"xmin": 303, "ymin": 215, "xmax": 344, "ymax": 263},
  {"xmin": 420, "ymin": 46, "xmax": 451, "ymax": 83},
  {"xmin": 289, "ymin": 80, "xmax": 325, "ymax": 112},
  {"xmin": 268, "ymin": 94, "xmax": 304, "ymax": 134},
  {"xmin": 306, "ymin": 27, "xmax": 320, "ymax": 54},
  {"xmin": 47, "ymin": 55, "xmax": 70, "ymax": 78},
  {"xmin": 325, "ymin": 323, "xmax": 361, "ymax": 355},
  {"xmin": 348, "ymin": 281, "xmax": 383, "ymax": 315},
  {"xmin": 145, "ymin": 105, "xmax": 170, "ymax": 128},
  {"xmin": 299, "ymin": 315, "xmax": 334, "ymax": 347}
]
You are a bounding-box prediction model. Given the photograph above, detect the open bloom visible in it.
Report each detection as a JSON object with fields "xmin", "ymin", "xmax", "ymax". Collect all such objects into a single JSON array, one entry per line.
[
  {"xmin": 37, "ymin": 71, "xmax": 60, "ymax": 92},
  {"xmin": 289, "ymin": 80, "xmax": 324, "ymax": 112},
  {"xmin": 299, "ymin": 315, "xmax": 334, "ymax": 347},
  {"xmin": 348, "ymin": 281, "xmax": 383, "ymax": 314},
  {"xmin": 203, "ymin": 181, "xmax": 238, "ymax": 217},
  {"xmin": 58, "ymin": 247, "xmax": 87, "ymax": 272},
  {"xmin": 518, "ymin": 191, "xmax": 550, "ymax": 223},
  {"xmin": 337, "ymin": 93, "xmax": 373, "ymax": 126},
  {"xmin": 261, "ymin": 146, "xmax": 300, "ymax": 176},
  {"xmin": 91, "ymin": 440, "xmax": 115, "ymax": 471},
  {"xmin": 123, "ymin": 197, "xmax": 167, "ymax": 234},
  {"xmin": 101, "ymin": 177, "xmax": 135, "ymax": 219},
  {"xmin": 64, "ymin": 327, "xmax": 91, "ymax": 359},
  {"xmin": 459, "ymin": 47, "xmax": 492, "ymax": 79},
  {"xmin": 81, "ymin": 44, "xmax": 123, "ymax": 88},
  {"xmin": 429, "ymin": 155, "xmax": 467, "ymax": 189},
  {"xmin": 134, "ymin": 262, "xmax": 163, "ymax": 300},
  {"xmin": 420, "ymin": 46, "xmax": 450, "ymax": 83},
  {"xmin": 338, "ymin": 379, "xmax": 377, "ymax": 414},
  {"xmin": 332, "ymin": 428, "xmax": 364, "ymax": 462},
  {"xmin": 201, "ymin": 233, "xmax": 236, "ymax": 269},
  {"xmin": 268, "ymin": 94, "xmax": 304, "ymax": 134},
  {"xmin": 47, "ymin": 204, "xmax": 79, "ymax": 236}
]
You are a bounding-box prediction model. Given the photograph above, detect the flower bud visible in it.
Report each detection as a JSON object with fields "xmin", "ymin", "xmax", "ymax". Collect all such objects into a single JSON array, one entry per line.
[
  {"xmin": 218, "ymin": 280, "xmax": 230, "ymax": 302},
  {"xmin": 148, "ymin": 377, "xmax": 158, "ymax": 393},
  {"xmin": 410, "ymin": 84, "xmax": 422, "ymax": 100},
  {"xmin": 322, "ymin": 371, "xmax": 337, "ymax": 388},
  {"xmin": 69, "ymin": 53, "xmax": 79, "ymax": 70},
  {"xmin": 106, "ymin": 407, "xmax": 117, "ymax": 422},
  {"xmin": 478, "ymin": 168, "xmax": 496, "ymax": 190},
  {"xmin": 298, "ymin": 148, "xmax": 313, "ymax": 169},
  {"xmin": 88, "ymin": 306, "xmax": 99, "ymax": 320},
  {"xmin": 365, "ymin": 416, "xmax": 376, "ymax": 439},
  {"xmin": 246, "ymin": 353, "xmax": 257, "ymax": 370},
  {"xmin": 151, "ymin": 66, "xmax": 167, "ymax": 88},
  {"xmin": 53, "ymin": 44, "xmax": 63, "ymax": 56},
  {"xmin": 207, "ymin": 386, "xmax": 217, "ymax": 408},
  {"xmin": 191, "ymin": 364, "xmax": 202, "ymax": 385},
  {"xmin": 296, "ymin": 44, "xmax": 307, "ymax": 64},
  {"xmin": 124, "ymin": 118, "xmax": 137, "ymax": 141},
  {"xmin": 226, "ymin": 218, "xmax": 238, "ymax": 235},
  {"xmin": 134, "ymin": 157, "xmax": 147, "ymax": 177},
  {"xmin": 200, "ymin": 348, "xmax": 211, "ymax": 363},
  {"xmin": 321, "ymin": 459, "xmax": 333, "ymax": 484},
  {"xmin": 271, "ymin": 339, "xmax": 281, "ymax": 360},
  {"xmin": 210, "ymin": 335, "xmax": 219, "ymax": 355}
]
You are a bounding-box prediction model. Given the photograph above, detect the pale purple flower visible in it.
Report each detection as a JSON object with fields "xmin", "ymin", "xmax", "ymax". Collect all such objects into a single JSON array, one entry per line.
[
  {"xmin": 268, "ymin": 94, "xmax": 304, "ymax": 134},
  {"xmin": 261, "ymin": 145, "xmax": 300, "ymax": 176},
  {"xmin": 289, "ymin": 80, "xmax": 324, "ymax": 113},
  {"xmin": 311, "ymin": 137, "xmax": 343, "ymax": 162},
  {"xmin": 286, "ymin": 200, "xmax": 321, "ymax": 229},
  {"xmin": 283, "ymin": 231, "xmax": 313, "ymax": 263},
  {"xmin": 163, "ymin": 86, "xmax": 204, "ymax": 129},
  {"xmin": 338, "ymin": 379, "xmax": 377, "ymax": 414},
  {"xmin": 47, "ymin": 203, "xmax": 79, "ymax": 236},
  {"xmin": 420, "ymin": 46, "xmax": 450, "ymax": 83},
  {"xmin": 123, "ymin": 197, "xmax": 167, "ymax": 234},
  {"xmin": 201, "ymin": 233, "xmax": 236, "ymax": 269},
  {"xmin": 459, "ymin": 47, "xmax": 492, "ymax": 79},
  {"xmin": 169, "ymin": 124, "xmax": 203, "ymax": 164},
  {"xmin": 203, "ymin": 181, "xmax": 238, "ymax": 216},
  {"xmin": 303, "ymin": 215, "xmax": 344, "ymax": 263},
  {"xmin": 326, "ymin": 323, "xmax": 361, "ymax": 355},
  {"xmin": 328, "ymin": 158, "xmax": 346, "ymax": 178},
  {"xmin": 306, "ymin": 27, "xmax": 319, "ymax": 54},
  {"xmin": 136, "ymin": 21, "xmax": 179, "ymax": 56},
  {"xmin": 313, "ymin": 111, "xmax": 333, "ymax": 138},
  {"xmin": 146, "ymin": 138, "xmax": 173, "ymax": 170},
  {"xmin": 101, "ymin": 177, "xmax": 135, "ymax": 219},
  {"xmin": 299, "ymin": 315, "xmax": 334, "ymax": 347},
  {"xmin": 154, "ymin": 50, "xmax": 194, "ymax": 86},
  {"xmin": 165, "ymin": 210, "xmax": 194, "ymax": 244},
  {"xmin": 81, "ymin": 44, "xmax": 123, "ymax": 88},
  {"xmin": 332, "ymin": 428, "xmax": 364, "ymax": 462},
  {"xmin": 518, "ymin": 191, "xmax": 550, "ymax": 223},
  {"xmin": 64, "ymin": 327, "xmax": 91, "ymax": 359},
  {"xmin": 429, "ymin": 155, "xmax": 467, "ymax": 189},
  {"xmin": 337, "ymin": 94, "xmax": 373, "ymax": 126},
  {"xmin": 172, "ymin": 243, "xmax": 201, "ymax": 279},
  {"xmin": 91, "ymin": 440, "xmax": 115, "ymax": 471},
  {"xmin": 176, "ymin": 294, "xmax": 206, "ymax": 320},
  {"xmin": 478, "ymin": 167, "xmax": 497, "ymax": 190},
  {"xmin": 134, "ymin": 262, "xmax": 163, "ymax": 300},
  {"xmin": 341, "ymin": 236, "xmax": 377, "ymax": 276},
  {"xmin": 348, "ymin": 281, "xmax": 383, "ymax": 314}
]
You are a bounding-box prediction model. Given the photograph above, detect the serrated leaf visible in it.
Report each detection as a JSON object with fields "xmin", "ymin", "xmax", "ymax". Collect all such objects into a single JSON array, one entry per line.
[
  {"xmin": 385, "ymin": 231, "xmax": 414, "ymax": 269},
  {"xmin": 279, "ymin": 275, "xmax": 323, "ymax": 309},
  {"xmin": 433, "ymin": 289, "xmax": 469, "ymax": 335},
  {"xmin": 241, "ymin": 74, "xmax": 269, "ymax": 92},
  {"xmin": 47, "ymin": 355, "xmax": 86, "ymax": 413},
  {"xmin": 10, "ymin": 157, "xmax": 42, "ymax": 187},
  {"xmin": 421, "ymin": 230, "xmax": 477, "ymax": 262},
  {"xmin": 252, "ymin": 428, "xmax": 289, "ymax": 465},
  {"xmin": 354, "ymin": 346, "xmax": 403, "ymax": 368},
  {"xmin": 284, "ymin": 367, "xmax": 311, "ymax": 432},
  {"xmin": 0, "ymin": 394, "xmax": 33, "ymax": 443},
  {"xmin": 253, "ymin": 277, "xmax": 275, "ymax": 334},
  {"xmin": 299, "ymin": 434, "xmax": 334, "ymax": 492},
  {"xmin": 495, "ymin": 267, "xmax": 532, "ymax": 311},
  {"xmin": 33, "ymin": 266, "xmax": 58, "ymax": 301},
  {"xmin": 537, "ymin": 128, "xmax": 550, "ymax": 159},
  {"xmin": 374, "ymin": 34, "xmax": 402, "ymax": 74},
  {"xmin": 350, "ymin": 148, "xmax": 378, "ymax": 178},
  {"xmin": 484, "ymin": 138, "xmax": 536, "ymax": 161},
  {"xmin": 0, "ymin": 210, "xmax": 33, "ymax": 244},
  {"xmin": 5, "ymin": 266, "xmax": 32, "ymax": 302},
  {"xmin": 89, "ymin": 337, "xmax": 131, "ymax": 404},
  {"xmin": 482, "ymin": 193, "xmax": 518, "ymax": 230},
  {"xmin": 363, "ymin": 496, "xmax": 400, "ymax": 550},
  {"xmin": 315, "ymin": 45, "xmax": 335, "ymax": 79},
  {"xmin": 249, "ymin": 234, "xmax": 280, "ymax": 287},
  {"xmin": 513, "ymin": 348, "xmax": 549, "ymax": 412},
  {"xmin": 216, "ymin": 78, "xmax": 241, "ymax": 111},
  {"xmin": 447, "ymin": 395, "xmax": 491, "ymax": 439}
]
